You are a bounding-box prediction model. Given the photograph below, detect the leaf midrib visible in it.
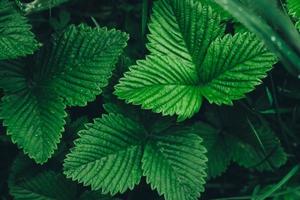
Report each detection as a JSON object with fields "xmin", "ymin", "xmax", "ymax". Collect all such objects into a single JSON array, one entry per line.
[
  {"xmin": 69, "ymin": 144, "xmax": 142, "ymax": 171},
  {"xmin": 200, "ymin": 46, "xmax": 269, "ymax": 86},
  {"xmin": 155, "ymin": 141, "xmax": 195, "ymax": 199}
]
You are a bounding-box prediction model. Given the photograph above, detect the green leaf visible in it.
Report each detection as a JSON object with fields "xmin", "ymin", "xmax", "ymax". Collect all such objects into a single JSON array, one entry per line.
[
  {"xmin": 0, "ymin": 89, "xmax": 66, "ymax": 164},
  {"xmin": 0, "ymin": 24, "xmax": 127, "ymax": 164},
  {"xmin": 115, "ymin": 0, "xmax": 276, "ymax": 120},
  {"xmin": 0, "ymin": 59, "xmax": 66, "ymax": 165},
  {"xmin": 115, "ymin": 0, "xmax": 223, "ymax": 121},
  {"xmin": 10, "ymin": 171, "xmax": 77, "ymax": 200},
  {"xmin": 102, "ymin": 55, "xmax": 133, "ymax": 104},
  {"xmin": 64, "ymin": 110, "xmax": 207, "ymax": 199},
  {"xmin": 0, "ymin": 0, "xmax": 39, "ymax": 60},
  {"xmin": 202, "ymin": 107, "xmax": 287, "ymax": 172},
  {"xmin": 0, "ymin": 60, "xmax": 28, "ymax": 93},
  {"xmin": 146, "ymin": 0, "xmax": 224, "ymax": 65},
  {"xmin": 287, "ymin": 0, "xmax": 300, "ymax": 29},
  {"xmin": 200, "ymin": 32, "xmax": 276, "ymax": 105},
  {"xmin": 190, "ymin": 122, "xmax": 234, "ymax": 179},
  {"xmin": 115, "ymin": 55, "xmax": 202, "ymax": 121},
  {"xmin": 142, "ymin": 133, "xmax": 207, "ymax": 200},
  {"xmin": 46, "ymin": 24, "xmax": 129, "ymax": 106},
  {"xmin": 202, "ymin": 0, "xmax": 232, "ymax": 20},
  {"xmin": 63, "ymin": 114, "xmax": 144, "ymax": 195},
  {"xmin": 232, "ymin": 122, "xmax": 287, "ymax": 171},
  {"xmin": 287, "ymin": 0, "xmax": 300, "ymax": 20}
]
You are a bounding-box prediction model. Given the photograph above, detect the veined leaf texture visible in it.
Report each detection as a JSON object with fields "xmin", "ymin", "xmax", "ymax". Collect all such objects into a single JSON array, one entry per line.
[
  {"xmin": 115, "ymin": 0, "xmax": 277, "ymax": 121},
  {"xmin": 0, "ymin": 25, "xmax": 128, "ymax": 163},
  {"xmin": 0, "ymin": 0, "xmax": 294, "ymax": 200}
]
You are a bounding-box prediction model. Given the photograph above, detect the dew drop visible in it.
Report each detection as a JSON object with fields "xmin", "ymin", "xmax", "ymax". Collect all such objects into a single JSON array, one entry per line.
[{"xmin": 271, "ymin": 36, "xmax": 276, "ymax": 42}]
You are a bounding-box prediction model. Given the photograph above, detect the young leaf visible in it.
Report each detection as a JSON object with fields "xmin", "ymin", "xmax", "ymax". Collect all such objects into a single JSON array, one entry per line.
[
  {"xmin": 0, "ymin": 0, "xmax": 39, "ymax": 60},
  {"xmin": 63, "ymin": 114, "xmax": 145, "ymax": 195},
  {"xmin": 10, "ymin": 171, "xmax": 77, "ymax": 200},
  {"xmin": 142, "ymin": 133, "xmax": 207, "ymax": 200},
  {"xmin": 115, "ymin": 0, "xmax": 276, "ymax": 120}
]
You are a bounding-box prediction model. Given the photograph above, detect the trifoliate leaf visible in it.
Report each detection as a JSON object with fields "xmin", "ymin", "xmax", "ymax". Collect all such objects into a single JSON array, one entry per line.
[
  {"xmin": 10, "ymin": 171, "xmax": 77, "ymax": 200},
  {"xmin": 115, "ymin": 0, "xmax": 276, "ymax": 120},
  {"xmin": 63, "ymin": 114, "xmax": 145, "ymax": 195},
  {"xmin": 46, "ymin": 24, "xmax": 129, "ymax": 106},
  {"xmin": 0, "ymin": 0, "xmax": 39, "ymax": 60},
  {"xmin": 64, "ymin": 109, "xmax": 207, "ymax": 199},
  {"xmin": 0, "ymin": 24, "xmax": 127, "ymax": 164},
  {"xmin": 115, "ymin": 0, "xmax": 223, "ymax": 121},
  {"xmin": 203, "ymin": 106, "xmax": 287, "ymax": 172},
  {"xmin": 142, "ymin": 133, "xmax": 207, "ymax": 200},
  {"xmin": 232, "ymin": 121, "xmax": 287, "ymax": 171}
]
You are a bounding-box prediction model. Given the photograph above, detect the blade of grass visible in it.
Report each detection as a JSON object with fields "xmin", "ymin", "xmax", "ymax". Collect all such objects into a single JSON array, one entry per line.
[
  {"xmin": 214, "ymin": 0, "xmax": 300, "ymax": 77},
  {"xmin": 90, "ymin": 16, "xmax": 100, "ymax": 27},
  {"xmin": 141, "ymin": 0, "xmax": 149, "ymax": 37},
  {"xmin": 255, "ymin": 165, "xmax": 300, "ymax": 200},
  {"xmin": 246, "ymin": 117, "xmax": 276, "ymax": 170},
  {"xmin": 211, "ymin": 181, "xmax": 300, "ymax": 200}
]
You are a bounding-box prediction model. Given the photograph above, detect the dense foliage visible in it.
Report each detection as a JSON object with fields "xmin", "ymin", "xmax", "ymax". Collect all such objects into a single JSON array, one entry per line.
[{"xmin": 0, "ymin": 0, "xmax": 300, "ymax": 199}]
